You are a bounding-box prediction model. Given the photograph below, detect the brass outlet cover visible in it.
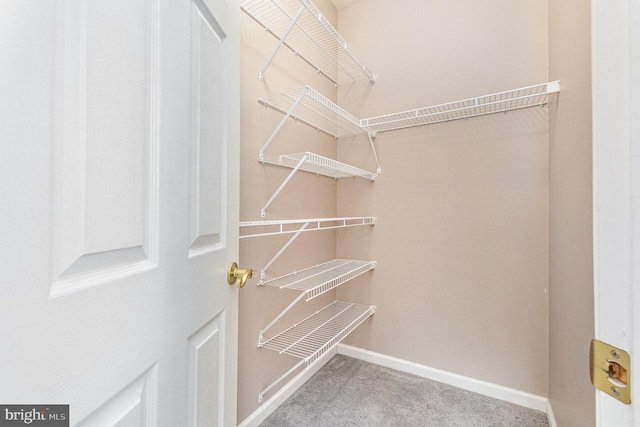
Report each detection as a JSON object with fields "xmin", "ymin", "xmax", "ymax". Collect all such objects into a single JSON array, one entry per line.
[{"xmin": 590, "ymin": 339, "xmax": 631, "ymax": 404}]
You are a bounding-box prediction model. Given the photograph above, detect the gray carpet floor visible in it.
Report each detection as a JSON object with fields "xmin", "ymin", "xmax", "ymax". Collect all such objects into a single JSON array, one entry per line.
[{"xmin": 260, "ymin": 355, "xmax": 549, "ymax": 427}]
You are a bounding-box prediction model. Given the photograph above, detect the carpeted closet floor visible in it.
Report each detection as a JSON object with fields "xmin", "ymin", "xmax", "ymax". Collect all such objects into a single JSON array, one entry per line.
[{"xmin": 260, "ymin": 355, "xmax": 549, "ymax": 427}]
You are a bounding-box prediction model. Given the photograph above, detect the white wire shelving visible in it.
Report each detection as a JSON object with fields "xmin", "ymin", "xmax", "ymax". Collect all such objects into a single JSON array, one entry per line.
[
  {"xmin": 240, "ymin": 217, "xmax": 376, "ymax": 284},
  {"xmin": 259, "ymin": 86, "xmax": 381, "ymax": 165},
  {"xmin": 260, "ymin": 86, "xmax": 363, "ymax": 141},
  {"xmin": 257, "ymin": 260, "xmax": 375, "ymax": 347},
  {"xmin": 262, "ymin": 259, "xmax": 376, "ymax": 298},
  {"xmin": 264, "ymin": 152, "xmax": 376, "ymax": 180},
  {"xmin": 259, "ymin": 86, "xmax": 381, "ymax": 174},
  {"xmin": 258, "ymin": 301, "xmax": 376, "ymax": 402},
  {"xmin": 240, "ymin": 0, "xmax": 377, "ymax": 85},
  {"xmin": 239, "ymin": 217, "xmax": 376, "ymax": 402},
  {"xmin": 360, "ymin": 81, "xmax": 561, "ymax": 134},
  {"xmin": 260, "ymin": 152, "xmax": 376, "ymax": 217},
  {"xmin": 256, "ymin": 258, "xmax": 375, "ymax": 360},
  {"xmin": 258, "ymin": 82, "xmax": 561, "ymax": 181},
  {"xmin": 240, "ymin": 217, "xmax": 376, "ymax": 281},
  {"xmin": 240, "ymin": 216, "xmax": 376, "ymax": 239}
]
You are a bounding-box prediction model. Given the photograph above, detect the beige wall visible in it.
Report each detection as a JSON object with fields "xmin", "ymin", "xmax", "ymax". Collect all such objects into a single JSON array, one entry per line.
[
  {"xmin": 238, "ymin": 0, "xmax": 340, "ymax": 421},
  {"xmin": 336, "ymin": 0, "xmax": 550, "ymax": 396},
  {"xmin": 548, "ymin": 0, "xmax": 595, "ymax": 425}
]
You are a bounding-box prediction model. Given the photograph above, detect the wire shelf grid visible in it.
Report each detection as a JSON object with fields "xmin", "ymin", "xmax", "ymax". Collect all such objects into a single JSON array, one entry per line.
[
  {"xmin": 263, "ymin": 152, "xmax": 377, "ymax": 181},
  {"xmin": 260, "ymin": 86, "xmax": 364, "ymax": 139},
  {"xmin": 240, "ymin": 217, "xmax": 376, "ymax": 239},
  {"xmin": 260, "ymin": 301, "xmax": 375, "ymax": 364},
  {"xmin": 360, "ymin": 81, "xmax": 560, "ymax": 133},
  {"xmin": 241, "ymin": 0, "xmax": 376, "ymax": 84},
  {"xmin": 262, "ymin": 259, "xmax": 376, "ymax": 300}
]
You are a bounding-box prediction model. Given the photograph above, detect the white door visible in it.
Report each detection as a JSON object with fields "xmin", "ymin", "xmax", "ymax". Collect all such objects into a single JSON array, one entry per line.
[
  {"xmin": 0, "ymin": 0, "xmax": 240, "ymax": 425},
  {"xmin": 592, "ymin": 0, "xmax": 638, "ymax": 425}
]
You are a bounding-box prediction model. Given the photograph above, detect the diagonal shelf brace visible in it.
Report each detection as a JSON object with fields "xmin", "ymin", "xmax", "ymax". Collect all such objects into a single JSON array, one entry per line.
[
  {"xmin": 258, "ymin": 358, "xmax": 306, "ymax": 402},
  {"xmin": 259, "ymin": 222, "xmax": 311, "ymax": 281},
  {"xmin": 258, "ymin": 292, "xmax": 307, "ymax": 347},
  {"xmin": 260, "ymin": 153, "xmax": 376, "ymax": 217},
  {"xmin": 259, "ymin": 4, "xmax": 306, "ymax": 82},
  {"xmin": 366, "ymin": 129, "xmax": 382, "ymax": 174},
  {"xmin": 261, "ymin": 153, "xmax": 309, "ymax": 217},
  {"xmin": 260, "ymin": 87, "xmax": 310, "ymax": 161}
]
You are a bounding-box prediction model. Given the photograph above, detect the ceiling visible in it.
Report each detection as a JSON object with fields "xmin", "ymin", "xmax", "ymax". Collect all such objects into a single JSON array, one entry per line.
[{"xmin": 329, "ymin": 0, "xmax": 363, "ymax": 10}]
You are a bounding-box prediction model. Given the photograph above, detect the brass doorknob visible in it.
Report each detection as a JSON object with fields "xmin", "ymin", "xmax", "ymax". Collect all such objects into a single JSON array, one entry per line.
[{"xmin": 227, "ymin": 262, "xmax": 254, "ymax": 288}]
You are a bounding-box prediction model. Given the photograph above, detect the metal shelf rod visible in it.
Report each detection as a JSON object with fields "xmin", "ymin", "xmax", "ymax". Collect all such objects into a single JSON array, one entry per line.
[{"xmin": 240, "ymin": 216, "xmax": 376, "ymax": 238}]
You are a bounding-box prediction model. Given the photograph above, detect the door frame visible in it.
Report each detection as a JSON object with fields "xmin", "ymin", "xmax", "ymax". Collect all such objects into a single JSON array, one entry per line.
[{"xmin": 592, "ymin": 0, "xmax": 638, "ymax": 424}]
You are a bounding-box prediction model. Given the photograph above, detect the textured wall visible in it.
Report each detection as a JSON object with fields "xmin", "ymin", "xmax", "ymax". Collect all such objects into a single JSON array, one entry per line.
[
  {"xmin": 548, "ymin": 0, "xmax": 595, "ymax": 425},
  {"xmin": 336, "ymin": 0, "xmax": 551, "ymax": 396}
]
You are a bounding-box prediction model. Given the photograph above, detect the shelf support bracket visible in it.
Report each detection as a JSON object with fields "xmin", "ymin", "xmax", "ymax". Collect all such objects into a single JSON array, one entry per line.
[
  {"xmin": 261, "ymin": 153, "xmax": 309, "ymax": 217},
  {"xmin": 259, "ymin": 5, "xmax": 306, "ymax": 82},
  {"xmin": 259, "ymin": 87, "xmax": 310, "ymax": 162},
  {"xmin": 258, "ymin": 292, "xmax": 308, "ymax": 347},
  {"xmin": 260, "ymin": 222, "xmax": 311, "ymax": 282},
  {"xmin": 258, "ymin": 359, "xmax": 306, "ymax": 403},
  {"xmin": 366, "ymin": 129, "xmax": 382, "ymax": 174}
]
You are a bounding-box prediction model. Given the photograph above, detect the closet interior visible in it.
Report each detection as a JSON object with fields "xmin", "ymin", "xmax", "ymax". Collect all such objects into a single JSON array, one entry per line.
[{"xmin": 240, "ymin": 0, "xmax": 559, "ymax": 406}]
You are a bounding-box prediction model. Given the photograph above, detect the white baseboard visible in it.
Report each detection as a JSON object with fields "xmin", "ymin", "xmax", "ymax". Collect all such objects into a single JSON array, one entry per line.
[
  {"xmin": 545, "ymin": 399, "xmax": 558, "ymax": 427},
  {"xmin": 338, "ymin": 344, "xmax": 557, "ymax": 424},
  {"xmin": 237, "ymin": 344, "xmax": 559, "ymax": 427},
  {"xmin": 237, "ymin": 347, "xmax": 338, "ymax": 427}
]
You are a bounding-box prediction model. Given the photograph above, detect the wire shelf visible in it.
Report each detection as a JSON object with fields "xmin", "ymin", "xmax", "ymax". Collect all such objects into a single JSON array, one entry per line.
[
  {"xmin": 241, "ymin": 0, "xmax": 376, "ymax": 84},
  {"xmin": 258, "ymin": 86, "xmax": 381, "ymax": 174},
  {"xmin": 260, "ymin": 152, "xmax": 375, "ymax": 216},
  {"xmin": 360, "ymin": 81, "xmax": 561, "ymax": 134},
  {"xmin": 260, "ymin": 86, "xmax": 364, "ymax": 139},
  {"xmin": 257, "ymin": 300, "xmax": 375, "ymax": 401},
  {"xmin": 264, "ymin": 152, "xmax": 377, "ymax": 181},
  {"xmin": 240, "ymin": 217, "xmax": 376, "ymax": 239},
  {"xmin": 262, "ymin": 259, "xmax": 376, "ymax": 300},
  {"xmin": 260, "ymin": 301, "xmax": 375, "ymax": 364}
]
